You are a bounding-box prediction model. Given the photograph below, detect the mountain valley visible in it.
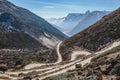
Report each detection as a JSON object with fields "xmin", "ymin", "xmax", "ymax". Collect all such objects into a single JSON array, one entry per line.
[{"xmin": 0, "ymin": 0, "xmax": 120, "ymax": 80}]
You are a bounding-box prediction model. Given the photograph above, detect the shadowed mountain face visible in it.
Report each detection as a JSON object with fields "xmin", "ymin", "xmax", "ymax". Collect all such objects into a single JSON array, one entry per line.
[
  {"xmin": 60, "ymin": 8, "xmax": 120, "ymax": 61},
  {"xmin": 0, "ymin": 13, "xmax": 22, "ymax": 32},
  {"xmin": 0, "ymin": 28, "xmax": 48, "ymax": 51},
  {"xmin": 0, "ymin": 13, "xmax": 48, "ymax": 50},
  {"xmin": 0, "ymin": 27, "xmax": 53, "ymax": 69},
  {"xmin": 0, "ymin": 0, "xmax": 67, "ymax": 48}
]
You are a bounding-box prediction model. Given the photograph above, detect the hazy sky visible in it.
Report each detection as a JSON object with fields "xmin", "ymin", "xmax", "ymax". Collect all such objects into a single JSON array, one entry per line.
[{"xmin": 8, "ymin": 0, "xmax": 120, "ymax": 18}]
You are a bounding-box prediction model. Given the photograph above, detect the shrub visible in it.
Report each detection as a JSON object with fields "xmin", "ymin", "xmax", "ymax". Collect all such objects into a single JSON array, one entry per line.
[
  {"xmin": 111, "ymin": 64, "xmax": 120, "ymax": 76},
  {"xmin": 91, "ymin": 45, "xmax": 120, "ymax": 61}
]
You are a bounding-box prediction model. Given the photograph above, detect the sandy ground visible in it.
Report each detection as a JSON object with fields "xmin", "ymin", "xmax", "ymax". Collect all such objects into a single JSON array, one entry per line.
[
  {"xmin": 0, "ymin": 74, "xmax": 16, "ymax": 80},
  {"xmin": 6, "ymin": 65, "xmax": 62, "ymax": 75},
  {"xmin": 79, "ymin": 57, "xmax": 92, "ymax": 66},
  {"xmin": 71, "ymin": 51, "xmax": 91, "ymax": 61},
  {"xmin": 37, "ymin": 65, "xmax": 75, "ymax": 80},
  {"xmin": 24, "ymin": 63, "xmax": 46, "ymax": 70}
]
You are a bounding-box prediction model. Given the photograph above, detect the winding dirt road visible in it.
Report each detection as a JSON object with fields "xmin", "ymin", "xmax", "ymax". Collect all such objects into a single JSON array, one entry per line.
[
  {"xmin": 1, "ymin": 41, "xmax": 120, "ymax": 80},
  {"xmin": 71, "ymin": 51, "xmax": 91, "ymax": 61},
  {"xmin": 55, "ymin": 42, "xmax": 62, "ymax": 64},
  {"xmin": 24, "ymin": 42, "xmax": 62, "ymax": 70}
]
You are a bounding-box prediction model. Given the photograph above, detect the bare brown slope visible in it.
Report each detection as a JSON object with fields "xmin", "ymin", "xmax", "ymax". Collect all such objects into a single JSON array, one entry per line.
[
  {"xmin": 0, "ymin": 28, "xmax": 48, "ymax": 51},
  {"xmin": 0, "ymin": 29, "xmax": 58, "ymax": 70},
  {"xmin": 60, "ymin": 8, "xmax": 120, "ymax": 61}
]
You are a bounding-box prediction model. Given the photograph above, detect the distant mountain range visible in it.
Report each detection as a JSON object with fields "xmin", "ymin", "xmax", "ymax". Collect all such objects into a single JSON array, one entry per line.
[
  {"xmin": 46, "ymin": 11, "xmax": 109, "ymax": 36},
  {"xmin": 0, "ymin": 0, "xmax": 67, "ymax": 48},
  {"xmin": 60, "ymin": 8, "xmax": 120, "ymax": 61}
]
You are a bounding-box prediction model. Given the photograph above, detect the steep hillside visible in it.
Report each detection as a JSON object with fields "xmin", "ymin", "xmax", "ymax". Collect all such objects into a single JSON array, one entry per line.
[
  {"xmin": 0, "ymin": 49, "xmax": 58, "ymax": 70},
  {"xmin": 0, "ymin": 0, "xmax": 67, "ymax": 48},
  {"xmin": 60, "ymin": 8, "xmax": 120, "ymax": 61},
  {"xmin": 0, "ymin": 28, "xmax": 47, "ymax": 50},
  {"xmin": 0, "ymin": 28, "xmax": 59, "ymax": 70}
]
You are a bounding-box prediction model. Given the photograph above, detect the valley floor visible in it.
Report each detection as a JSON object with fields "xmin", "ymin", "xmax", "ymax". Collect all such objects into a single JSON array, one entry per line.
[{"xmin": 0, "ymin": 41, "xmax": 120, "ymax": 80}]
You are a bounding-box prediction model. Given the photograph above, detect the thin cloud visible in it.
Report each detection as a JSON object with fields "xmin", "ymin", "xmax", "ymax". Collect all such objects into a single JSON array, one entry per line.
[
  {"xmin": 43, "ymin": 6, "xmax": 54, "ymax": 9},
  {"xmin": 8, "ymin": 0, "xmax": 120, "ymax": 18}
]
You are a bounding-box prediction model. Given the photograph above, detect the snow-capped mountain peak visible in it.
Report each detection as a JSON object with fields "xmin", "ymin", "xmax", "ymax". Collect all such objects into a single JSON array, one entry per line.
[{"xmin": 46, "ymin": 10, "xmax": 110, "ymax": 36}]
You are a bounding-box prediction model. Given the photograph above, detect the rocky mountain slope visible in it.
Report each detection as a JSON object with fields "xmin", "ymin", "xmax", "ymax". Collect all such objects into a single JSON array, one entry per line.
[
  {"xmin": 0, "ymin": 28, "xmax": 47, "ymax": 51},
  {"xmin": 0, "ymin": 0, "xmax": 67, "ymax": 48},
  {"xmin": 0, "ymin": 0, "xmax": 64, "ymax": 70},
  {"xmin": 0, "ymin": 26, "xmax": 55, "ymax": 70},
  {"xmin": 0, "ymin": 26, "xmax": 59, "ymax": 70},
  {"xmin": 47, "ymin": 13, "xmax": 86, "ymax": 34},
  {"xmin": 46, "ymin": 11, "xmax": 109, "ymax": 36},
  {"xmin": 60, "ymin": 8, "xmax": 120, "ymax": 61},
  {"xmin": 69, "ymin": 11, "xmax": 109, "ymax": 35}
]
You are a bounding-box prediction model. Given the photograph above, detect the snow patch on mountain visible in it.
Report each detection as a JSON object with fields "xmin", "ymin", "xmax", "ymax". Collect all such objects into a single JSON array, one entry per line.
[
  {"xmin": 46, "ymin": 11, "xmax": 110, "ymax": 36},
  {"xmin": 69, "ymin": 11, "xmax": 110, "ymax": 35},
  {"xmin": 39, "ymin": 35, "xmax": 61, "ymax": 48}
]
